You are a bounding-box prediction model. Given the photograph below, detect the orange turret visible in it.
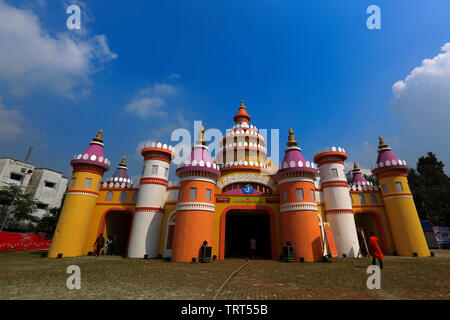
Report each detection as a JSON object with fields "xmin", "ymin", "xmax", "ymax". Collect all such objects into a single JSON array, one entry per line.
[
  {"xmin": 274, "ymin": 129, "xmax": 323, "ymax": 262},
  {"xmin": 171, "ymin": 127, "xmax": 221, "ymax": 262}
]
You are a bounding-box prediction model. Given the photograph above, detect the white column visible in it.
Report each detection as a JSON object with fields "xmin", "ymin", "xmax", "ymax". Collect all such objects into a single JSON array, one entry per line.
[
  {"xmin": 127, "ymin": 158, "xmax": 170, "ymax": 258},
  {"xmin": 319, "ymin": 162, "xmax": 360, "ymax": 258}
]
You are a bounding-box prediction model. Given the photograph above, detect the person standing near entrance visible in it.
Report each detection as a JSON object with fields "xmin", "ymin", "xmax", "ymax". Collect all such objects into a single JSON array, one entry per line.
[
  {"xmin": 94, "ymin": 233, "xmax": 105, "ymax": 257},
  {"xmin": 249, "ymin": 237, "xmax": 257, "ymax": 259},
  {"xmin": 105, "ymin": 235, "xmax": 113, "ymax": 255},
  {"xmin": 369, "ymin": 232, "xmax": 384, "ymax": 269}
]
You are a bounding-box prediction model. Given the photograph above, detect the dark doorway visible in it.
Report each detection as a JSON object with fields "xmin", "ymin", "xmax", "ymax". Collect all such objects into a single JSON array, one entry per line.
[
  {"xmin": 104, "ymin": 211, "xmax": 132, "ymax": 255},
  {"xmin": 355, "ymin": 212, "xmax": 382, "ymax": 256},
  {"xmin": 225, "ymin": 210, "xmax": 271, "ymax": 259}
]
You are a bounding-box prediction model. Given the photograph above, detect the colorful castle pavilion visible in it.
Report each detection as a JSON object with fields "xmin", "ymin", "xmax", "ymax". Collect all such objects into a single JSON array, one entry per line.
[{"xmin": 48, "ymin": 101, "xmax": 430, "ymax": 261}]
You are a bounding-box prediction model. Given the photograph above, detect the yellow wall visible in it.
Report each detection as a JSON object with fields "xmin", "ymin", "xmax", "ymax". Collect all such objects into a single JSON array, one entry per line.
[
  {"xmin": 49, "ymin": 170, "xmax": 103, "ymax": 258},
  {"xmin": 379, "ymin": 175, "xmax": 429, "ymax": 257},
  {"xmin": 350, "ymin": 191, "xmax": 396, "ymax": 254},
  {"xmin": 83, "ymin": 188, "xmax": 137, "ymax": 255},
  {"xmin": 158, "ymin": 202, "xmax": 177, "ymax": 256}
]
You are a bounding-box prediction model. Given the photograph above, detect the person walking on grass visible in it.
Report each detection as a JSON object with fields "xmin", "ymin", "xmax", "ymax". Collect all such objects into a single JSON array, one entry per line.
[
  {"xmin": 94, "ymin": 233, "xmax": 105, "ymax": 257},
  {"xmin": 369, "ymin": 232, "xmax": 384, "ymax": 269}
]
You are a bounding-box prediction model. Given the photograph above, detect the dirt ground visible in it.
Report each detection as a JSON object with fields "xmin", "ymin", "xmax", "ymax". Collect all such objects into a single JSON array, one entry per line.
[{"xmin": 0, "ymin": 250, "xmax": 449, "ymax": 300}]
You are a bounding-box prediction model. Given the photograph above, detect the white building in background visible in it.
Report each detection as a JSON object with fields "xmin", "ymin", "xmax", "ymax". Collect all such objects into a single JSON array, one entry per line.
[{"xmin": 0, "ymin": 158, "xmax": 68, "ymax": 219}]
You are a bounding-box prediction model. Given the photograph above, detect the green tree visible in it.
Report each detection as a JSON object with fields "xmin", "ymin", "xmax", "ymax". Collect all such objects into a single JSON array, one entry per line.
[
  {"xmin": 35, "ymin": 207, "xmax": 61, "ymax": 234},
  {"xmin": 364, "ymin": 174, "xmax": 379, "ymax": 186},
  {"xmin": 407, "ymin": 152, "xmax": 450, "ymax": 226},
  {"xmin": 0, "ymin": 184, "xmax": 38, "ymax": 231}
]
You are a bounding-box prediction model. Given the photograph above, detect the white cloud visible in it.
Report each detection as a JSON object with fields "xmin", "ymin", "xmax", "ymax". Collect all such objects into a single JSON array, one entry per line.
[
  {"xmin": 125, "ymin": 83, "xmax": 178, "ymax": 119},
  {"xmin": 169, "ymin": 73, "xmax": 181, "ymax": 79},
  {"xmin": 0, "ymin": 97, "xmax": 24, "ymax": 140},
  {"xmin": 391, "ymin": 43, "xmax": 450, "ymax": 133},
  {"xmin": 125, "ymin": 97, "xmax": 165, "ymax": 118},
  {"xmin": 0, "ymin": 0, "xmax": 117, "ymax": 98},
  {"xmin": 390, "ymin": 42, "xmax": 450, "ymax": 169}
]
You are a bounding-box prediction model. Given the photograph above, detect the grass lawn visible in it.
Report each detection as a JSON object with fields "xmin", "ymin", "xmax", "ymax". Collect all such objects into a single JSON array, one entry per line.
[{"xmin": 0, "ymin": 250, "xmax": 449, "ymax": 300}]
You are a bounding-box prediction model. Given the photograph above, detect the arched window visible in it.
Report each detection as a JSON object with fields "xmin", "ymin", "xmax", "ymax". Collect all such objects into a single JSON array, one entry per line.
[
  {"xmin": 370, "ymin": 194, "xmax": 377, "ymax": 204},
  {"xmin": 105, "ymin": 191, "xmax": 113, "ymax": 201},
  {"xmin": 132, "ymin": 192, "xmax": 138, "ymax": 202},
  {"xmin": 119, "ymin": 191, "xmax": 127, "ymax": 202},
  {"xmin": 359, "ymin": 194, "xmax": 366, "ymax": 204}
]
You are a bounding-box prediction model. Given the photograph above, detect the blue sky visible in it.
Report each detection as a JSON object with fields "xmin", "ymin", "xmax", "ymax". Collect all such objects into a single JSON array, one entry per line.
[{"xmin": 1, "ymin": 0, "xmax": 450, "ymax": 182}]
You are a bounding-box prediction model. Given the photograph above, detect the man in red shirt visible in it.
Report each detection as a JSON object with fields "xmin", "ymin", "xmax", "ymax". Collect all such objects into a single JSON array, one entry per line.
[{"xmin": 369, "ymin": 232, "xmax": 384, "ymax": 269}]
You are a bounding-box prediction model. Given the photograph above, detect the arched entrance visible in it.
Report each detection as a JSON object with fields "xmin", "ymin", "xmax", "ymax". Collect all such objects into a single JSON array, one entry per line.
[
  {"xmin": 354, "ymin": 211, "xmax": 388, "ymax": 254},
  {"xmin": 220, "ymin": 206, "xmax": 276, "ymax": 260},
  {"xmin": 98, "ymin": 210, "xmax": 133, "ymax": 255},
  {"xmin": 163, "ymin": 210, "xmax": 176, "ymax": 258}
]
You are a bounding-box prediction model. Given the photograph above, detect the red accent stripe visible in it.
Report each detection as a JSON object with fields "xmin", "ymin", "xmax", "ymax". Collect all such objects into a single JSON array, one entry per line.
[
  {"xmin": 220, "ymin": 166, "xmax": 273, "ymax": 174},
  {"xmin": 322, "ymin": 180, "xmax": 348, "ymax": 187},
  {"xmin": 322, "ymin": 182, "xmax": 349, "ymax": 189},
  {"xmin": 143, "ymin": 156, "xmax": 172, "ymax": 163},
  {"xmin": 73, "ymin": 168, "xmax": 104, "ymax": 175},
  {"xmin": 95, "ymin": 202, "xmax": 137, "ymax": 206},
  {"xmin": 382, "ymin": 192, "xmax": 412, "ymax": 198},
  {"xmin": 315, "ymin": 160, "xmax": 345, "ymax": 166},
  {"xmin": 140, "ymin": 177, "xmax": 168, "ymax": 186},
  {"xmin": 377, "ymin": 171, "xmax": 407, "ymax": 179}
]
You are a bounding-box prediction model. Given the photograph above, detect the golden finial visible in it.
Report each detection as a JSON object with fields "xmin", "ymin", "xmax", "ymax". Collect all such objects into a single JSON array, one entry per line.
[
  {"xmin": 378, "ymin": 135, "xmax": 388, "ymax": 148},
  {"xmin": 241, "ymin": 99, "xmax": 244, "ymax": 107},
  {"xmin": 353, "ymin": 161, "xmax": 360, "ymax": 171},
  {"xmin": 286, "ymin": 128, "xmax": 298, "ymax": 147},
  {"xmin": 120, "ymin": 156, "xmax": 127, "ymax": 166},
  {"xmin": 93, "ymin": 129, "xmax": 104, "ymax": 143},
  {"xmin": 197, "ymin": 125, "xmax": 206, "ymax": 146}
]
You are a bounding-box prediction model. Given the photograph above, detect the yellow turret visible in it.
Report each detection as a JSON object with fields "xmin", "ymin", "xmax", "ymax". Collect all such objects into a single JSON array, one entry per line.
[
  {"xmin": 372, "ymin": 137, "xmax": 429, "ymax": 257},
  {"xmin": 48, "ymin": 130, "xmax": 110, "ymax": 258}
]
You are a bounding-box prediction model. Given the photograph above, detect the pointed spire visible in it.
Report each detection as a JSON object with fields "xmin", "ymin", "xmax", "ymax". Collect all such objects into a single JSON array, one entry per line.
[
  {"xmin": 93, "ymin": 129, "xmax": 104, "ymax": 143},
  {"xmin": 286, "ymin": 128, "xmax": 298, "ymax": 148},
  {"xmin": 378, "ymin": 136, "xmax": 388, "ymax": 149},
  {"xmin": 234, "ymin": 99, "xmax": 251, "ymax": 123},
  {"xmin": 119, "ymin": 156, "xmax": 127, "ymax": 167},
  {"xmin": 351, "ymin": 161, "xmax": 368, "ymax": 185},
  {"xmin": 196, "ymin": 126, "xmax": 206, "ymax": 146}
]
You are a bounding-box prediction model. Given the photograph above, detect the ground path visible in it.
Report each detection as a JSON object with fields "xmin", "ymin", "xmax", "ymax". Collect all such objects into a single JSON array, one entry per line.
[{"xmin": 0, "ymin": 250, "xmax": 449, "ymax": 300}]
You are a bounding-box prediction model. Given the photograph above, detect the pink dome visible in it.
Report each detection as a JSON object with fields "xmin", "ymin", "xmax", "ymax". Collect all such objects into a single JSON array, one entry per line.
[
  {"xmin": 176, "ymin": 127, "xmax": 220, "ymax": 176},
  {"xmin": 276, "ymin": 129, "xmax": 318, "ymax": 175},
  {"xmin": 372, "ymin": 137, "xmax": 408, "ymax": 175},
  {"xmin": 177, "ymin": 145, "xmax": 220, "ymax": 175},
  {"xmin": 107, "ymin": 156, "xmax": 132, "ymax": 184},
  {"xmin": 71, "ymin": 129, "xmax": 110, "ymax": 172},
  {"xmin": 351, "ymin": 162, "xmax": 368, "ymax": 185}
]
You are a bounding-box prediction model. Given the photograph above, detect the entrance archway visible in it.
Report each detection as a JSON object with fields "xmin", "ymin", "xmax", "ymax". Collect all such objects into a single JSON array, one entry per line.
[
  {"xmin": 98, "ymin": 210, "xmax": 133, "ymax": 255},
  {"xmin": 354, "ymin": 211, "xmax": 388, "ymax": 254},
  {"xmin": 220, "ymin": 206, "xmax": 276, "ymax": 260}
]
